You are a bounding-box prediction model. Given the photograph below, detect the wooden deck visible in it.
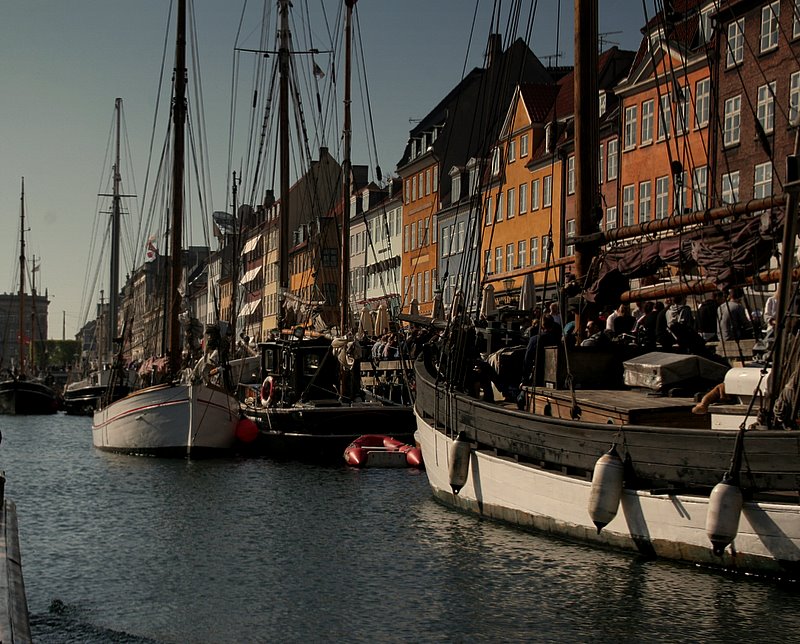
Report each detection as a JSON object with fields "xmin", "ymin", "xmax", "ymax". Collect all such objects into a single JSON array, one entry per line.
[{"xmin": 525, "ymin": 386, "xmax": 710, "ymax": 429}]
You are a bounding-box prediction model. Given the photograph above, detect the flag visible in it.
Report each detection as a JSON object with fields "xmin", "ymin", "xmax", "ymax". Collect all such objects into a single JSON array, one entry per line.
[
  {"xmin": 313, "ymin": 62, "xmax": 325, "ymax": 79},
  {"xmin": 145, "ymin": 236, "xmax": 158, "ymax": 262}
]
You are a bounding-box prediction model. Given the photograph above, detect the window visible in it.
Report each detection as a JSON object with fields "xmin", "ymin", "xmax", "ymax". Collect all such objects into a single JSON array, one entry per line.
[
  {"xmin": 410, "ymin": 222, "xmax": 416, "ymax": 250},
  {"xmin": 468, "ymin": 163, "xmax": 479, "ymax": 196},
  {"xmin": 425, "ymin": 169, "xmax": 431, "ymax": 195},
  {"xmin": 424, "ymin": 271, "xmax": 430, "ymax": 302},
  {"xmin": 412, "ymin": 175, "xmax": 417, "ymax": 201},
  {"xmin": 506, "ymin": 244, "xmax": 515, "ymax": 272},
  {"xmin": 520, "ymin": 133, "xmax": 529, "ymax": 157},
  {"xmin": 760, "ymin": 1, "xmax": 780, "ymax": 53},
  {"xmin": 599, "ymin": 144, "xmax": 605, "ymax": 183},
  {"xmin": 451, "ymin": 172, "xmax": 461, "ymax": 204},
  {"xmin": 485, "ymin": 249, "xmax": 492, "ymax": 274},
  {"xmin": 403, "ymin": 275, "xmax": 410, "ymax": 299},
  {"xmin": 508, "ymin": 139, "xmax": 517, "ymax": 162},
  {"xmin": 496, "ymin": 191, "xmax": 504, "ymax": 222},
  {"xmin": 722, "ymin": 171, "xmax": 740, "ymax": 204},
  {"xmin": 607, "ymin": 139, "xmax": 618, "ymax": 180},
  {"xmin": 432, "ymin": 167, "xmax": 438, "ymax": 193},
  {"xmin": 422, "ymin": 218, "xmax": 429, "ymax": 246},
  {"xmin": 491, "ymin": 147, "xmax": 501, "ymax": 175},
  {"xmin": 531, "ymin": 179, "xmax": 540, "ymax": 210},
  {"xmin": 606, "ymin": 206, "xmax": 617, "ymax": 229},
  {"xmin": 791, "ymin": 71, "xmax": 800, "ymax": 125},
  {"xmin": 542, "ymin": 235, "xmax": 551, "ymax": 262},
  {"xmin": 568, "ymin": 156, "xmax": 575, "ymax": 195},
  {"xmin": 519, "ymin": 183, "xmax": 528, "ymax": 214},
  {"xmin": 695, "ymin": 78, "xmax": 710, "ymax": 128},
  {"xmin": 495, "ymin": 247, "xmax": 503, "ymax": 275},
  {"xmin": 658, "ymin": 94, "xmax": 672, "ymax": 140},
  {"xmin": 655, "ymin": 176, "xmax": 670, "ymax": 219},
  {"xmin": 639, "ymin": 180, "xmax": 651, "ymax": 223},
  {"xmin": 675, "ymin": 85, "xmax": 690, "ymax": 136},
  {"xmin": 507, "ymin": 187, "xmax": 516, "ymax": 219},
  {"xmin": 699, "ymin": 6, "xmax": 714, "ymax": 43},
  {"xmin": 565, "ymin": 219, "xmax": 575, "ymax": 256},
  {"xmin": 693, "ymin": 166, "xmax": 708, "ymax": 211},
  {"xmin": 518, "ymin": 239, "xmax": 527, "ymax": 268},
  {"xmin": 641, "ymin": 99, "xmax": 654, "ymax": 144},
  {"xmin": 757, "ymin": 82, "xmax": 776, "ymax": 134},
  {"xmin": 795, "ymin": 0, "xmax": 800, "ymax": 38},
  {"xmin": 530, "ymin": 237, "xmax": 539, "ymax": 265},
  {"xmin": 543, "ymin": 175, "xmax": 553, "ymax": 207},
  {"xmin": 441, "ymin": 226, "xmax": 451, "ymax": 258},
  {"xmin": 622, "ymin": 185, "xmax": 635, "ymax": 226},
  {"xmin": 727, "ymin": 18, "xmax": 744, "ymax": 67},
  {"xmin": 404, "ymin": 180, "xmax": 410, "ymax": 204},
  {"xmin": 457, "ymin": 221, "xmax": 465, "ymax": 252},
  {"xmin": 723, "ymin": 95, "xmax": 741, "ymax": 147},
  {"xmin": 485, "ymin": 196, "xmax": 493, "ymax": 226},
  {"xmin": 754, "ymin": 162, "xmax": 773, "ymax": 199},
  {"xmin": 624, "ymin": 105, "xmax": 638, "ymax": 149},
  {"xmin": 321, "ymin": 247, "xmax": 337, "ymax": 267},
  {"xmin": 676, "ymin": 170, "xmax": 688, "ymax": 214}
]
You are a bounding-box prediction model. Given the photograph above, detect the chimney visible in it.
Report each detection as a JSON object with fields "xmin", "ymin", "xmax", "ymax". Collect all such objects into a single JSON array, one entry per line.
[{"xmin": 485, "ymin": 33, "xmax": 502, "ymax": 68}]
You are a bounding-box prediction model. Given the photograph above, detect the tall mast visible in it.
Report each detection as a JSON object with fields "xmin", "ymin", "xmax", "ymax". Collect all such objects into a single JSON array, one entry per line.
[
  {"xmin": 278, "ymin": 0, "xmax": 291, "ymax": 330},
  {"xmin": 573, "ymin": 0, "xmax": 599, "ymax": 282},
  {"xmin": 168, "ymin": 0, "xmax": 187, "ymax": 374},
  {"xmin": 109, "ymin": 97, "xmax": 122, "ymax": 364},
  {"xmin": 18, "ymin": 178, "xmax": 26, "ymax": 375},
  {"xmin": 339, "ymin": 0, "xmax": 355, "ymax": 334}
]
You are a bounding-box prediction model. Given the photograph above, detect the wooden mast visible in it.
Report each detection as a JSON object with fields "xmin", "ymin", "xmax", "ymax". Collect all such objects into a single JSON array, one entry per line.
[
  {"xmin": 339, "ymin": 0, "xmax": 355, "ymax": 334},
  {"xmin": 109, "ymin": 97, "xmax": 122, "ymax": 364},
  {"xmin": 278, "ymin": 0, "xmax": 291, "ymax": 331},
  {"xmin": 168, "ymin": 0, "xmax": 186, "ymax": 374},
  {"xmin": 18, "ymin": 178, "xmax": 26, "ymax": 375},
  {"xmin": 573, "ymin": 0, "xmax": 599, "ymax": 283}
]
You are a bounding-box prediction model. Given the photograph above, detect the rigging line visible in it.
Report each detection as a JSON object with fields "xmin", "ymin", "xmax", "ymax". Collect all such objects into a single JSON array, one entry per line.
[
  {"xmin": 187, "ymin": 0, "xmax": 213, "ymax": 217},
  {"xmin": 226, "ymin": 1, "xmax": 249, "ymax": 205},
  {"xmin": 137, "ymin": 0, "xmax": 174, "ymax": 264},
  {"xmin": 353, "ymin": 5, "xmax": 382, "ymax": 183}
]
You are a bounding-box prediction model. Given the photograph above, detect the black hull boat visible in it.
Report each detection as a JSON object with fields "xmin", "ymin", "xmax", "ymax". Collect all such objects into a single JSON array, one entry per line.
[
  {"xmin": 0, "ymin": 378, "xmax": 58, "ymax": 415},
  {"xmin": 62, "ymin": 383, "xmax": 131, "ymax": 416}
]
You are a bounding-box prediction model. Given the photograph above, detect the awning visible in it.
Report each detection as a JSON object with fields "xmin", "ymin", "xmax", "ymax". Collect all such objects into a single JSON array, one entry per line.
[
  {"xmin": 241, "ymin": 234, "xmax": 262, "ymax": 256},
  {"xmin": 240, "ymin": 265, "xmax": 262, "ymax": 285},
  {"xmin": 239, "ymin": 299, "xmax": 262, "ymax": 316}
]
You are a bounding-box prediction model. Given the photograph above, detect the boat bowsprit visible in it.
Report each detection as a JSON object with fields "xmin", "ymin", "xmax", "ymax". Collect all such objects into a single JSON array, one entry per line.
[{"xmin": 343, "ymin": 434, "xmax": 423, "ymax": 468}]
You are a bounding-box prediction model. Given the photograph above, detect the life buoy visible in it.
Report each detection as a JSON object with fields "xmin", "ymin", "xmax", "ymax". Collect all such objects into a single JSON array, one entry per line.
[{"xmin": 260, "ymin": 376, "xmax": 275, "ymax": 407}]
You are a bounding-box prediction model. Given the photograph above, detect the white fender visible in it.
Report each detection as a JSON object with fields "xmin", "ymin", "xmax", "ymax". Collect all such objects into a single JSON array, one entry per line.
[
  {"xmin": 587, "ymin": 446, "xmax": 625, "ymax": 533},
  {"xmin": 448, "ymin": 432, "xmax": 471, "ymax": 495},
  {"xmin": 705, "ymin": 479, "xmax": 743, "ymax": 556}
]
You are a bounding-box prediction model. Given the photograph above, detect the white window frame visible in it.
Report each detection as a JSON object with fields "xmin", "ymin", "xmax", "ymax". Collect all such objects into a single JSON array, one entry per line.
[
  {"xmin": 727, "ymin": 18, "xmax": 744, "ymax": 67},
  {"xmin": 519, "ymin": 183, "xmax": 528, "ymax": 214},
  {"xmin": 658, "ymin": 94, "xmax": 672, "ymax": 140},
  {"xmin": 722, "ymin": 171, "xmax": 740, "ymax": 205},
  {"xmin": 675, "ymin": 85, "xmax": 690, "ymax": 136},
  {"xmin": 760, "ymin": 1, "xmax": 780, "ymax": 53},
  {"xmin": 639, "ymin": 180, "xmax": 651, "ymax": 223},
  {"xmin": 624, "ymin": 104, "xmax": 638, "ymax": 149},
  {"xmin": 607, "ymin": 139, "xmax": 618, "ymax": 180},
  {"xmin": 508, "ymin": 139, "xmax": 516, "ymax": 163},
  {"xmin": 518, "ymin": 239, "xmax": 527, "ymax": 268},
  {"xmin": 754, "ymin": 162, "xmax": 773, "ymax": 199},
  {"xmin": 606, "ymin": 206, "xmax": 617, "ymax": 230},
  {"xmin": 790, "ymin": 71, "xmax": 800, "ymax": 126},
  {"xmin": 655, "ymin": 176, "xmax": 669, "ymax": 219},
  {"xmin": 530, "ymin": 236, "xmax": 539, "ymax": 265},
  {"xmin": 641, "ymin": 99, "xmax": 654, "ymax": 144},
  {"xmin": 506, "ymin": 243, "xmax": 514, "ymax": 273},
  {"xmin": 565, "ymin": 219, "xmax": 576, "ymax": 256},
  {"xmin": 507, "ymin": 187, "xmax": 516, "ymax": 219},
  {"xmin": 622, "ymin": 184, "xmax": 635, "ymax": 227},
  {"xmin": 543, "ymin": 175, "xmax": 553, "ymax": 207},
  {"xmin": 695, "ymin": 78, "xmax": 710, "ymax": 128},
  {"xmin": 520, "ymin": 133, "xmax": 529, "ymax": 157},
  {"xmin": 693, "ymin": 166, "xmax": 708, "ymax": 211},
  {"xmin": 723, "ymin": 95, "xmax": 741, "ymax": 147},
  {"xmin": 531, "ymin": 179, "xmax": 540, "ymax": 210},
  {"xmin": 495, "ymin": 191, "xmax": 504, "ymax": 222},
  {"xmin": 567, "ymin": 156, "xmax": 575, "ymax": 195},
  {"xmin": 757, "ymin": 82, "xmax": 776, "ymax": 134}
]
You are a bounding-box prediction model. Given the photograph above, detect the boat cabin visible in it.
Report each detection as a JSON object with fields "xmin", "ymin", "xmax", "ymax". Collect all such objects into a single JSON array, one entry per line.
[{"xmin": 257, "ymin": 337, "xmax": 339, "ymax": 406}]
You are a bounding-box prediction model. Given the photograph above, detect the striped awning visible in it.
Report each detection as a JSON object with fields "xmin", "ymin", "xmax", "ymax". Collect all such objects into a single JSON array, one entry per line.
[
  {"xmin": 240, "ymin": 265, "xmax": 262, "ymax": 285},
  {"xmin": 241, "ymin": 234, "xmax": 262, "ymax": 255},
  {"xmin": 239, "ymin": 299, "xmax": 262, "ymax": 316}
]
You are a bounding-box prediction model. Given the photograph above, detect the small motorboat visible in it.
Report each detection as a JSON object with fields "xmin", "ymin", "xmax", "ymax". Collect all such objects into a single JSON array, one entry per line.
[{"xmin": 343, "ymin": 434, "xmax": 423, "ymax": 469}]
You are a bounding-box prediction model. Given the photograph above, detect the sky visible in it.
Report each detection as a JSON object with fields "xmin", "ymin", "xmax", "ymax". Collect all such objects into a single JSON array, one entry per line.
[{"xmin": 0, "ymin": 1, "xmax": 646, "ymax": 340}]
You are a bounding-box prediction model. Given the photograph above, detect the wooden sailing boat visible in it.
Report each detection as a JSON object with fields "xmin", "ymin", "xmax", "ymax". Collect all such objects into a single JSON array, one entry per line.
[
  {"xmin": 414, "ymin": 0, "xmax": 800, "ymax": 577},
  {"xmin": 63, "ymin": 98, "xmax": 134, "ymax": 415},
  {"xmin": 238, "ymin": 0, "xmax": 414, "ymax": 463},
  {"xmin": 0, "ymin": 179, "xmax": 59, "ymax": 415},
  {"xmin": 92, "ymin": 0, "xmax": 240, "ymax": 456}
]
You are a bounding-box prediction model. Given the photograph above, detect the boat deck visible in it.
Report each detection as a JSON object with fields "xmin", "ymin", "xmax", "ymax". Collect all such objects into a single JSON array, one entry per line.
[{"xmin": 524, "ymin": 386, "xmax": 709, "ymax": 429}]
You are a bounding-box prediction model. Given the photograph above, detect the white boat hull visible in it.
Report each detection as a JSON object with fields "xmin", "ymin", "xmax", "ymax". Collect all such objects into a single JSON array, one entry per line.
[
  {"xmin": 415, "ymin": 412, "xmax": 800, "ymax": 578},
  {"xmin": 92, "ymin": 382, "xmax": 240, "ymax": 456}
]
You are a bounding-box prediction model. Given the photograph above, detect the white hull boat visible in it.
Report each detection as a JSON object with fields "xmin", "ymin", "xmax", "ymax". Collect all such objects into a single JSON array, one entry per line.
[
  {"xmin": 414, "ymin": 413, "xmax": 800, "ymax": 578},
  {"xmin": 92, "ymin": 382, "xmax": 240, "ymax": 456}
]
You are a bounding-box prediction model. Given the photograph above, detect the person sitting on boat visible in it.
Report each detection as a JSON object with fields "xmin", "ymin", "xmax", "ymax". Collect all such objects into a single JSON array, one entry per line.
[
  {"xmin": 633, "ymin": 301, "xmax": 658, "ymax": 349},
  {"xmin": 522, "ymin": 314, "xmax": 561, "ymax": 384},
  {"xmin": 717, "ymin": 287, "xmax": 753, "ymax": 341},
  {"xmin": 697, "ymin": 291, "xmax": 723, "ymax": 341}
]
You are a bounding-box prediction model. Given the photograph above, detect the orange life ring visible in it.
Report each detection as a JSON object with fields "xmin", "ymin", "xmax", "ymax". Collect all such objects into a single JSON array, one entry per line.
[{"xmin": 260, "ymin": 376, "xmax": 275, "ymax": 407}]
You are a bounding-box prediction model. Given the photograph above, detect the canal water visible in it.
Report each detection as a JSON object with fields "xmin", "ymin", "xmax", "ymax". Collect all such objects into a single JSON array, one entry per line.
[{"xmin": 2, "ymin": 413, "xmax": 800, "ymax": 643}]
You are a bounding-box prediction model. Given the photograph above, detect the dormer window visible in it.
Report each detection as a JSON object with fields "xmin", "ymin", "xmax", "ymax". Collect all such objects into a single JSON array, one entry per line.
[
  {"xmin": 491, "ymin": 147, "xmax": 501, "ymax": 176},
  {"xmin": 545, "ymin": 123, "xmax": 554, "ymax": 153},
  {"xmin": 362, "ymin": 191, "xmax": 369, "ymax": 213},
  {"xmin": 450, "ymin": 166, "xmax": 463, "ymax": 204},
  {"xmin": 466, "ymin": 157, "xmax": 481, "ymax": 196},
  {"xmin": 599, "ymin": 91, "xmax": 607, "ymax": 117}
]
